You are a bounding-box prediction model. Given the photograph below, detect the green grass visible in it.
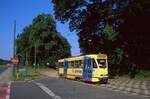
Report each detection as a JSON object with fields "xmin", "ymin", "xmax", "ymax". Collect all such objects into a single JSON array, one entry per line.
[
  {"xmin": 135, "ymin": 70, "xmax": 150, "ymax": 80},
  {"xmin": 26, "ymin": 68, "xmax": 39, "ymax": 77},
  {"xmin": 13, "ymin": 67, "xmax": 40, "ymax": 81},
  {"xmin": 0, "ymin": 65, "xmax": 4, "ymax": 67}
]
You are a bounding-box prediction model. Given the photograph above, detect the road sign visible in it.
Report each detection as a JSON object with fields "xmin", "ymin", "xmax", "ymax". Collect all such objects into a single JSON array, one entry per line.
[{"xmin": 11, "ymin": 58, "xmax": 19, "ymax": 65}]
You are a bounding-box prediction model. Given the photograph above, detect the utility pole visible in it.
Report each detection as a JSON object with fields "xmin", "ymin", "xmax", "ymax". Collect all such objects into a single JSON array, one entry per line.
[
  {"xmin": 13, "ymin": 20, "xmax": 16, "ymax": 57},
  {"xmin": 34, "ymin": 43, "xmax": 37, "ymax": 68},
  {"xmin": 25, "ymin": 52, "xmax": 28, "ymax": 76},
  {"xmin": 13, "ymin": 20, "xmax": 16, "ymax": 77}
]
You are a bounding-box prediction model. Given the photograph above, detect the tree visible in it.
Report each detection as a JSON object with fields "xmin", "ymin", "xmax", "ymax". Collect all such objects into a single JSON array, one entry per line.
[
  {"xmin": 16, "ymin": 13, "xmax": 71, "ymax": 67},
  {"xmin": 118, "ymin": 0, "xmax": 150, "ymax": 70},
  {"xmin": 52, "ymin": 0, "xmax": 150, "ymax": 72},
  {"xmin": 52, "ymin": 0, "xmax": 119, "ymax": 54}
]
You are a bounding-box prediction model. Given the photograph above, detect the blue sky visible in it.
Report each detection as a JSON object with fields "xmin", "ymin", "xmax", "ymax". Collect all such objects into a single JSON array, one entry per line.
[{"xmin": 0, "ymin": 0, "xmax": 80, "ymax": 60}]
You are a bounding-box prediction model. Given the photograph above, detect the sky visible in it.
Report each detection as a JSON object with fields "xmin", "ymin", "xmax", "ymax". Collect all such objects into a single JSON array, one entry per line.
[{"xmin": 0, "ymin": 0, "xmax": 80, "ymax": 60}]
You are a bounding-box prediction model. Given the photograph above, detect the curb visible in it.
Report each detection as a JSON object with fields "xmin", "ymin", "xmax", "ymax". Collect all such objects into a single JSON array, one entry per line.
[{"xmin": 0, "ymin": 82, "xmax": 11, "ymax": 99}]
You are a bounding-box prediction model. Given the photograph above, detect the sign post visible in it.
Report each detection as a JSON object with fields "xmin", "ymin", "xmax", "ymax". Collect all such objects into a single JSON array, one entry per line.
[{"xmin": 11, "ymin": 57, "xmax": 19, "ymax": 79}]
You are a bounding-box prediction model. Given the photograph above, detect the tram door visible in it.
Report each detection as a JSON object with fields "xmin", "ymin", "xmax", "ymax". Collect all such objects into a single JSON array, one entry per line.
[
  {"xmin": 83, "ymin": 57, "xmax": 93, "ymax": 81},
  {"xmin": 64, "ymin": 60, "xmax": 68, "ymax": 77}
]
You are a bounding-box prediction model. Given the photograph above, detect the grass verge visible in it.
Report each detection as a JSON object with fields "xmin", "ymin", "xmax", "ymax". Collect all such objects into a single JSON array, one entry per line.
[
  {"xmin": 135, "ymin": 70, "xmax": 150, "ymax": 80},
  {"xmin": 13, "ymin": 67, "xmax": 40, "ymax": 81}
]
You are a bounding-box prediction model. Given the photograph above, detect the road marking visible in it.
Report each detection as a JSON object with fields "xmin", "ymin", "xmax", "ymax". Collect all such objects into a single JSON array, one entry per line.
[{"xmin": 35, "ymin": 82, "xmax": 61, "ymax": 99}]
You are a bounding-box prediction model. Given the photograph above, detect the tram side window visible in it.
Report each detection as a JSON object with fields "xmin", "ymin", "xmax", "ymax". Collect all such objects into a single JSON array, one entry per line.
[
  {"xmin": 79, "ymin": 60, "xmax": 82, "ymax": 68},
  {"xmin": 80, "ymin": 60, "xmax": 83, "ymax": 68},
  {"xmin": 68, "ymin": 62, "xmax": 70, "ymax": 68},
  {"xmin": 79, "ymin": 61, "xmax": 81, "ymax": 68},
  {"xmin": 74, "ymin": 61, "xmax": 78, "ymax": 68},
  {"xmin": 68, "ymin": 61, "xmax": 71, "ymax": 68},
  {"xmin": 70, "ymin": 61, "xmax": 74, "ymax": 68},
  {"xmin": 74, "ymin": 60, "xmax": 82, "ymax": 68}
]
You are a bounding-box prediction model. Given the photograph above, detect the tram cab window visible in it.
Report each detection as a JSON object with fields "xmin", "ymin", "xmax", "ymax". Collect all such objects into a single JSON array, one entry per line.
[
  {"xmin": 93, "ymin": 59, "xmax": 97, "ymax": 68},
  {"xmin": 97, "ymin": 59, "xmax": 106, "ymax": 68}
]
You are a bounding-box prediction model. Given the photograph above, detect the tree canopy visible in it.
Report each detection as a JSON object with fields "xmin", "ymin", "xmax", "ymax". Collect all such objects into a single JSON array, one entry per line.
[
  {"xmin": 0, "ymin": 59, "xmax": 10, "ymax": 65},
  {"xmin": 119, "ymin": 0, "xmax": 150, "ymax": 67},
  {"xmin": 52, "ymin": 0, "xmax": 150, "ymax": 70},
  {"xmin": 16, "ymin": 13, "xmax": 71, "ymax": 67},
  {"xmin": 52, "ymin": 0, "xmax": 116, "ymax": 54}
]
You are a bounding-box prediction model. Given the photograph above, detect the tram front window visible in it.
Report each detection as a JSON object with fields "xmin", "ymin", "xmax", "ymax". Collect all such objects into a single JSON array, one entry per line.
[{"xmin": 97, "ymin": 59, "xmax": 106, "ymax": 68}]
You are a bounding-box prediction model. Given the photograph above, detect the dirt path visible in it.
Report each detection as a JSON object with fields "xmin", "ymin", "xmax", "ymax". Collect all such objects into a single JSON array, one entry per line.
[{"xmin": 39, "ymin": 68, "xmax": 58, "ymax": 78}]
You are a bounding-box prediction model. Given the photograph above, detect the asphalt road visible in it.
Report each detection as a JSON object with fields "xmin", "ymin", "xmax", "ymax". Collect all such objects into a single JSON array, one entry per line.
[
  {"xmin": 10, "ymin": 77, "xmax": 149, "ymax": 99},
  {"xmin": 10, "ymin": 82, "xmax": 52, "ymax": 99}
]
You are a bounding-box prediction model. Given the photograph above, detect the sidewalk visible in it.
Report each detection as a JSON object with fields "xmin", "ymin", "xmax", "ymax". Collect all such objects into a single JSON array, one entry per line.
[
  {"xmin": 100, "ymin": 76, "xmax": 150, "ymax": 97},
  {"xmin": 0, "ymin": 66, "xmax": 12, "ymax": 99},
  {"xmin": 0, "ymin": 66, "xmax": 12, "ymax": 83}
]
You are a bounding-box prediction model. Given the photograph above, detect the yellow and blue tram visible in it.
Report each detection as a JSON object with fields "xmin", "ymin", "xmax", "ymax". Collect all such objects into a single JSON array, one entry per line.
[{"xmin": 58, "ymin": 53, "xmax": 108, "ymax": 83}]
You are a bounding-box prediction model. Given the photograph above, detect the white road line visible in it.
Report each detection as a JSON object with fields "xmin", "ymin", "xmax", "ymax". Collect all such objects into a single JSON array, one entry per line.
[
  {"xmin": 35, "ymin": 82, "xmax": 62, "ymax": 99},
  {"xmin": 7, "ymin": 82, "xmax": 11, "ymax": 99}
]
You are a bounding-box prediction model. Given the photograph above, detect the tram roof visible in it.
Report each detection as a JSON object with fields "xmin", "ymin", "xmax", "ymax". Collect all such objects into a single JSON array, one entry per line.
[{"xmin": 58, "ymin": 53, "xmax": 107, "ymax": 62}]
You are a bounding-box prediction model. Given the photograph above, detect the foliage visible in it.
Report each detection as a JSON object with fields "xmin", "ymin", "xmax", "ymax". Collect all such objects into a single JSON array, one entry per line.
[
  {"xmin": 111, "ymin": 48, "xmax": 123, "ymax": 65},
  {"xmin": 52, "ymin": 0, "xmax": 116, "ymax": 54},
  {"xmin": 118, "ymin": 0, "xmax": 150, "ymax": 67},
  {"xmin": 52, "ymin": 0, "xmax": 122, "ymax": 60},
  {"xmin": 135, "ymin": 70, "xmax": 150, "ymax": 79},
  {"xmin": 16, "ymin": 13, "xmax": 71, "ymax": 67},
  {"xmin": 0, "ymin": 59, "xmax": 10, "ymax": 65},
  {"xmin": 52, "ymin": 0, "xmax": 150, "ymax": 70},
  {"xmin": 103, "ymin": 24, "xmax": 118, "ymax": 42},
  {"xmin": 14, "ymin": 67, "xmax": 39, "ymax": 80}
]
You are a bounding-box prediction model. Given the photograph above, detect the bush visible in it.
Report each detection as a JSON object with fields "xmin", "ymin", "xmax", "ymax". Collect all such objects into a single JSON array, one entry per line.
[{"xmin": 136, "ymin": 70, "xmax": 150, "ymax": 79}]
